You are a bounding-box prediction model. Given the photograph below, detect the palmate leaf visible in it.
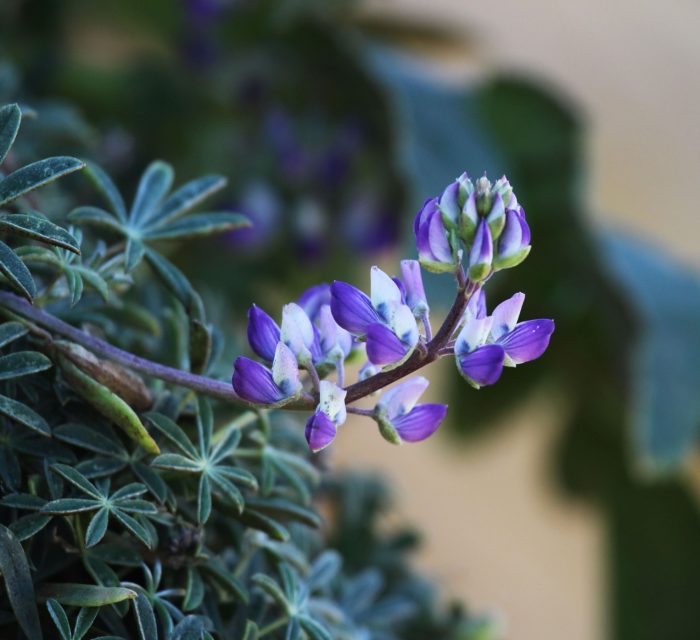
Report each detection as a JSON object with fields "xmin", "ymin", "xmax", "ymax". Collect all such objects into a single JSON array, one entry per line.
[
  {"xmin": 0, "ymin": 239, "xmax": 35, "ymax": 300},
  {"xmin": 0, "ymin": 156, "xmax": 85, "ymax": 207},
  {"xmin": 69, "ymin": 161, "xmax": 241, "ymax": 278},
  {"xmin": 0, "ymin": 213, "xmax": 81, "ymax": 253},
  {"xmin": 0, "ymin": 524, "xmax": 42, "ymax": 640},
  {"xmin": 0, "ymin": 103, "xmax": 21, "ymax": 165}
]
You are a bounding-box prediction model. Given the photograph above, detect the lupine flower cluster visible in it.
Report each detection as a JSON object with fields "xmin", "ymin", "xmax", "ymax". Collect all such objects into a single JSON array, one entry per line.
[{"xmin": 232, "ymin": 172, "xmax": 554, "ymax": 452}]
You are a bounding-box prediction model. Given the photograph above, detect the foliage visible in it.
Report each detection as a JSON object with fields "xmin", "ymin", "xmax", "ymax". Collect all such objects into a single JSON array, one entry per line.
[{"xmin": 0, "ymin": 98, "xmax": 494, "ymax": 639}]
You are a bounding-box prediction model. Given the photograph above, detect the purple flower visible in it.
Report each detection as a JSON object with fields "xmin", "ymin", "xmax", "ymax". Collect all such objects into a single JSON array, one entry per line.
[
  {"xmin": 247, "ymin": 305, "xmax": 280, "ymax": 362},
  {"xmin": 374, "ymin": 377, "xmax": 447, "ymax": 445},
  {"xmin": 305, "ymin": 381, "xmax": 347, "ymax": 452},
  {"xmin": 232, "ymin": 342, "xmax": 302, "ymax": 406},
  {"xmin": 468, "ymin": 219, "xmax": 493, "ymax": 282},
  {"xmin": 454, "ymin": 315, "xmax": 505, "ymax": 388},
  {"xmin": 331, "ymin": 267, "xmax": 419, "ymax": 368},
  {"xmin": 489, "ymin": 293, "xmax": 554, "ymax": 366},
  {"xmin": 298, "ymin": 284, "xmax": 353, "ymax": 365},
  {"xmin": 413, "ymin": 197, "xmax": 457, "ymax": 273},
  {"xmin": 494, "ymin": 207, "xmax": 531, "ymax": 270}
]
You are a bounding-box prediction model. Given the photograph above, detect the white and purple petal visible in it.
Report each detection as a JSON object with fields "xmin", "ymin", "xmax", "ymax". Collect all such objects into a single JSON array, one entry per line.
[
  {"xmin": 318, "ymin": 380, "xmax": 347, "ymax": 426},
  {"xmin": 280, "ymin": 302, "xmax": 315, "ymax": 361},
  {"xmin": 457, "ymin": 344, "xmax": 505, "ymax": 388},
  {"xmin": 378, "ymin": 376, "xmax": 429, "ymax": 419},
  {"xmin": 490, "ymin": 292, "xmax": 525, "ymax": 341},
  {"xmin": 330, "ymin": 281, "xmax": 380, "ymax": 335},
  {"xmin": 247, "ymin": 305, "xmax": 280, "ymax": 362},
  {"xmin": 439, "ymin": 180, "xmax": 460, "ymax": 225},
  {"xmin": 370, "ymin": 266, "xmax": 403, "ymax": 314},
  {"xmin": 498, "ymin": 319, "xmax": 554, "ymax": 365},
  {"xmin": 232, "ymin": 357, "xmax": 285, "ymax": 405},
  {"xmin": 393, "ymin": 404, "xmax": 447, "ymax": 442},
  {"xmin": 271, "ymin": 342, "xmax": 302, "ymax": 397},
  {"xmin": 468, "ymin": 219, "xmax": 493, "ymax": 280},
  {"xmin": 305, "ymin": 411, "xmax": 337, "ymax": 452},
  {"xmin": 455, "ymin": 315, "xmax": 493, "ymax": 355}
]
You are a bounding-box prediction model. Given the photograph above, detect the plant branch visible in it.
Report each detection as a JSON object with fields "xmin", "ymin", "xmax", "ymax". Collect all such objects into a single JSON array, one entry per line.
[{"xmin": 0, "ymin": 290, "xmax": 313, "ymax": 410}]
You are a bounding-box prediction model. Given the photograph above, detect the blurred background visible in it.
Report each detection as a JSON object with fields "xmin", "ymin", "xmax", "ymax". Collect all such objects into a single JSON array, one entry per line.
[{"xmin": 2, "ymin": 1, "xmax": 700, "ymax": 638}]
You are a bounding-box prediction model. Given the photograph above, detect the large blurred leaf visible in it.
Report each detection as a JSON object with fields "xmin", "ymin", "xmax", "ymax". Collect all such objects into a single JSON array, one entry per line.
[{"xmin": 600, "ymin": 232, "xmax": 700, "ymax": 470}]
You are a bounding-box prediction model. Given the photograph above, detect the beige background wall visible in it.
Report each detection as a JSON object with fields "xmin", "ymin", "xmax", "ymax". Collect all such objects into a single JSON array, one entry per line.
[{"xmin": 335, "ymin": 2, "xmax": 700, "ymax": 638}]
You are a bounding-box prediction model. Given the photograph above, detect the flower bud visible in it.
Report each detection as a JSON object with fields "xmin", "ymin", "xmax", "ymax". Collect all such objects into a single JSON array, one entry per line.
[
  {"xmin": 414, "ymin": 197, "xmax": 458, "ymax": 273},
  {"xmin": 486, "ymin": 192, "xmax": 506, "ymax": 239},
  {"xmin": 400, "ymin": 259, "xmax": 429, "ymax": 318},
  {"xmin": 468, "ymin": 219, "xmax": 493, "ymax": 282},
  {"xmin": 494, "ymin": 208, "xmax": 531, "ymax": 271},
  {"xmin": 280, "ymin": 303, "xmax": 314, "ymax": 365}
]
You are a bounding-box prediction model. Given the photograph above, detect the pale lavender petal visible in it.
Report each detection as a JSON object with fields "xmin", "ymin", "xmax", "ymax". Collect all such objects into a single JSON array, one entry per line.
[
  {"xmin": 498, "ymin": 209, "xmax": 524, "ymax": 258},
  {"xmin": 305, "ymin": 411, "xmax": 337, "ymax": 452},
  {"xmin": 457, "ymin": 344, "xmax": 505, "ymax": 387},
  {"xmin": 439, "ymin": 180, "xmax": 460, "ymax": 224},
  {"xmin": 462, "ymin": 191, "xmax": 478, "ymax": 228},
  {"xmin": 378, "ymin": 376, "xmax": 429, "ymax": 418},
  {"xmin": 393, "ymin": 404, "xmax": 447, "ymax": 442},
  {"xmin": 280, "ymin": 303, "xmax": 315, "ymax": 357},
  {"xmin": 366, "ymin": 323, "xmax": 408, "ymax": 366},
  {"xmin": 330, "ymin": 281, "xmax": 380, "ymax": 335},
  {"xmin": 486, "ymin": 192, "xmax": 505, "ymax": 226},
  {"xmin": 400, "ymin": 259, "xmax": 428, "ymax": 315},
  {"xmin": 499, "ymin": 319, "xmax": 554, "ymax": 364},
  {"xmin": 518, "ymin": 209, "xmax": 531, "ymax": 245},
  {"xmin": 392, "ymin": 276, "xmax": 407, "ymax": 304},
  {"xmin": 490, "ymin": 292, "xmax": 525, "ymax": 340},
  {"xmin": 298, "ymin": 283, "xmax": 331, "ymax": 321},
  {"xmin": 232, "ymin": 357, "xmax": 284, "ymax": 405},
  {"xmin": 413, "ymin": 197, "xmax": 435, "ymax": 237},
  {"xmin": 426, "ymin": 207, "xmax": 453, "ymax": 262},
  {"xmin": 318, "ymin": 305, "xmax": 352, "ymax": 358},
  {"xmin": 247, "ymin": 305, "xmax": 280, "ymax": 362}
]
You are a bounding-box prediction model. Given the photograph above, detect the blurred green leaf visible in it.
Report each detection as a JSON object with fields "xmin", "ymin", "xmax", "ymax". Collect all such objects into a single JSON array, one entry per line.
[
  {"xmin": 0, "ymin": 394, "xmax": 50, "ymax": 435},
  {"xmin": 0, "ymin": 351, "xmax": 51, "ymax": 380}
]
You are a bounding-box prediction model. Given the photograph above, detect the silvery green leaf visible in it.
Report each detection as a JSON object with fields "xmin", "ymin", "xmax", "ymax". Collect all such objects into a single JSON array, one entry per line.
[
  {"xmin": 0, "ymin": 213, "xmax": 80, "ymax": 253},
  {"xmin": 0, "ymin": 156, "xmax": 84, "ymax": 206},
  {"xmin": 143, "ymin": 212, "xmax": 249, "ymax": 240},
  {"xmin": 183, "ymin": 567, "xmax": 204, "ymax": 611},
  {"xmin": 124, "ymin": 237, "xmax": 146, "ymax": 272},
  {"xmin": 134, "ymin": 591, "xmax": 158, "ymax": 640},
  {"xmin": 130, "ymin": 161, "xmax": 173, "ymax": 225},
  {"xmin": 0, "ymin": 394, "xmax": 50, "ymax": 434},
  {"xmin": 84, "ymin": 162, "xmax": 127, "ymax": 222},
  {"xmin": 0, "ymin": 104, "xmax": 21, "ymax": 165},
  {"xmin": 0, "ymin": 524, "xmax": 42, "ymax": 640},
  {"xmin": 147, "ymin": 174, "xmax": 226, "ymax": 227},
  {"xmin": 46, "ymin": 598, "xmax": 71, "ymax": 640},
  {"xmin": 0, "ymin": 240, "xmax": 35, "ymax": 300},
  {"xmin": 0, "ymin": 321, "xmax": 27, "ymax": 348},
  {"xmin": 68, "ymin": 206, "xmax": 125, "ymax": 234},
  {"xmin": 39, "ymin": 583, "xmax": 137, "ymax": 607},
  {"xmin": 0, "ymin": 351, "xmax": 51, "ymax": 380}
]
